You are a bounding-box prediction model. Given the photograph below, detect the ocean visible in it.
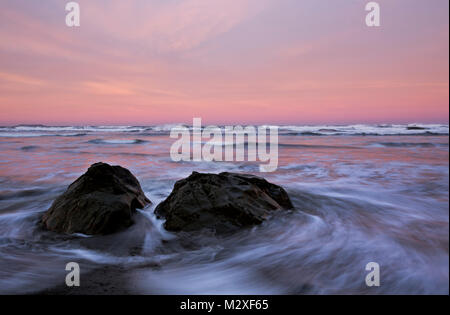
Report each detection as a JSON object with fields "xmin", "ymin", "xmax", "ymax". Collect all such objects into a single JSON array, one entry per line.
[{"xmin": 0, "ymin": 124, "xmax": 448, "ymax": 294}]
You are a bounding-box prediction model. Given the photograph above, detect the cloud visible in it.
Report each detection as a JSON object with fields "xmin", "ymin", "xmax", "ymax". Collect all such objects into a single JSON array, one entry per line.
[
  {"xmin": 86, "ymin": 0, "xmax": 269, "ymax": 53},
  {"xmin": 0, "ymin": 0, "xmax": 448, "ymax": 124},
  {"xmin": 0, "ymin": 71, "xmax": 44, "ymax": 86},
  {"xmin": 82, "ymin": 81, "xmax": 135, "ymax": 96}
]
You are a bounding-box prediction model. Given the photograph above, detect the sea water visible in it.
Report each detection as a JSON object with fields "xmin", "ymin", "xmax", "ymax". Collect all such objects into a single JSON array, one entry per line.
[{"xmin": 0, "ymin": 124, "xmax": 448, "ymax": 294}]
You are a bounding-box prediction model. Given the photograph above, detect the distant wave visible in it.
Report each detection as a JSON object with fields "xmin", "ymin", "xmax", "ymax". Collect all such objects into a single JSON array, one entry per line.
[
  {"xmin": 278, "ymin": 124, "xmax": 449, "ymax": 136},
  {"xmin": 278, "ymin": 143, "xmax": 357, "ymax": 149},
  {"xmin": 0, "ymin": 124, "xmax": 448, "ymax": 137},
  {"xmin": 87, "ymin": 139, "xmax": 148, "ymax": 145},
  {"xmin": 0, "ymin": 125, "xmax": 145, "ymax": 132},
  {"xmin": 367, "ymin": 142, "xmax": 449, "ymax": 148},
  {"xmin": 0, "ymin": 132, "xmax": 88, "ymax": 138}
]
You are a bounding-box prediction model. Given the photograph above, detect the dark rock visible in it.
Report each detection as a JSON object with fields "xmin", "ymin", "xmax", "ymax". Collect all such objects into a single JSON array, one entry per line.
[
  {"xmin": 407, "ymin": 126, "xmax": 427, "ymax": 130},
  {"xmin": 318, "ymin": 129, "xmax": 338, "ymax": 132},
  {"xmin": 155, "ymin": 171, "xmax": 293, "ymax": 233},
  {"xmin": 42, "ymin": 162, "xmax": 150, "ymax": 235}
]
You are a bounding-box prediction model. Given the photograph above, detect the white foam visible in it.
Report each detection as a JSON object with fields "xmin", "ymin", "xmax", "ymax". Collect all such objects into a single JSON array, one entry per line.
[{"xmin": 0, "ymin": 124, "xmax": 448, "ymax": 137}]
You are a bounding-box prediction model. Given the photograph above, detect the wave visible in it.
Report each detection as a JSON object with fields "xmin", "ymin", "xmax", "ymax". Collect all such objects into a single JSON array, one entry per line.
[
  {"xmin": 278, "ymin": 143, "xmax": 357, "ymax": 149},
  {"xmin": 1, "ymin": 125, "xmax": 145, "ymax": 132},
  {"xmin": 278, "ymin": 124, "xmax": 449, "ymax": 136},
  {"xmin": 0, "ymin": 132, "xmax": 88, "ymax": 138},
  {"xmin": 367, "ymin": 142, "xmax": 449, "ymax": 148},
  {"xmin": 87, "ymin": 139, "xmax": 148, "ymax": 145},
  {"xmin": 0, "ymin": 124, "xmax": 448, "ymax": 137}
]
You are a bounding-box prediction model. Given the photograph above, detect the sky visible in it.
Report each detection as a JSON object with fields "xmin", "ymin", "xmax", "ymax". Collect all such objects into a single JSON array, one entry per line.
[{"xmin": 0, "ymin": 0, "xmax": 448, "ymax": 125}]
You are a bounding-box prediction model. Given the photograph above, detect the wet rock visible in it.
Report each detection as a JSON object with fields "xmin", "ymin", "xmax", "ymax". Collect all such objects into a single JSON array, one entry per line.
[
  {"xmin": 42, "ymin": 162, "xmax": 150, "ymax": 235},
  {"xmin": 407, "ymin": 126, "xmax": 427, "ymax": 130},
  {"xmin": 155, "ymin": 171, "xmax": 293, "ymax": 233}
]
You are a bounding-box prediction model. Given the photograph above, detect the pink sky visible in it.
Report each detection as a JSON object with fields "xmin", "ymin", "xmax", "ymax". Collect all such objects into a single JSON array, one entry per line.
[{"xmin": 0, "ymin": 0, "xmax": 448, "ymax": 125}]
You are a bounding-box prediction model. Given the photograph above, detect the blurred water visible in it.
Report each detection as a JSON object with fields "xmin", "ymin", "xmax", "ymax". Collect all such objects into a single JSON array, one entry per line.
[{"xmin": 0, "ymin": 126, "xmax": 448, "ymax": 294}]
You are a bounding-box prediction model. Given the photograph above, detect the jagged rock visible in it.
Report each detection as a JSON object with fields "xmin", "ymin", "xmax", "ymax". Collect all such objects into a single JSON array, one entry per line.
[
  {"xmin": 155, "ymin": 171, "xmax": 293, "ymax": 233},
  {"xmin": 42, "ymin": 162, "xmax": 150, "ymax": 235}
]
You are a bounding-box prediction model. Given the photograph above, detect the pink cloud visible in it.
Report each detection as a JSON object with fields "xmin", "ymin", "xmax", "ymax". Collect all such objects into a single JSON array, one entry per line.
[{"xmin": 0, "ymin": 0, "xmax": 448, "ymax": 125}]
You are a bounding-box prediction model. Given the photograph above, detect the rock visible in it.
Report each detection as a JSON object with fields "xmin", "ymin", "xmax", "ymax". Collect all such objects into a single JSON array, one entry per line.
[
  {"xmin": 155, "ymin": 171, "xmax": 293, "ymax": 233},
  {"xmin": 42, "ymin": 162, "xmax": 150, "ymax": 235},
  {"xmin": 407, "ymin": 126, "xmax": 427, "ymax": 130}
]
